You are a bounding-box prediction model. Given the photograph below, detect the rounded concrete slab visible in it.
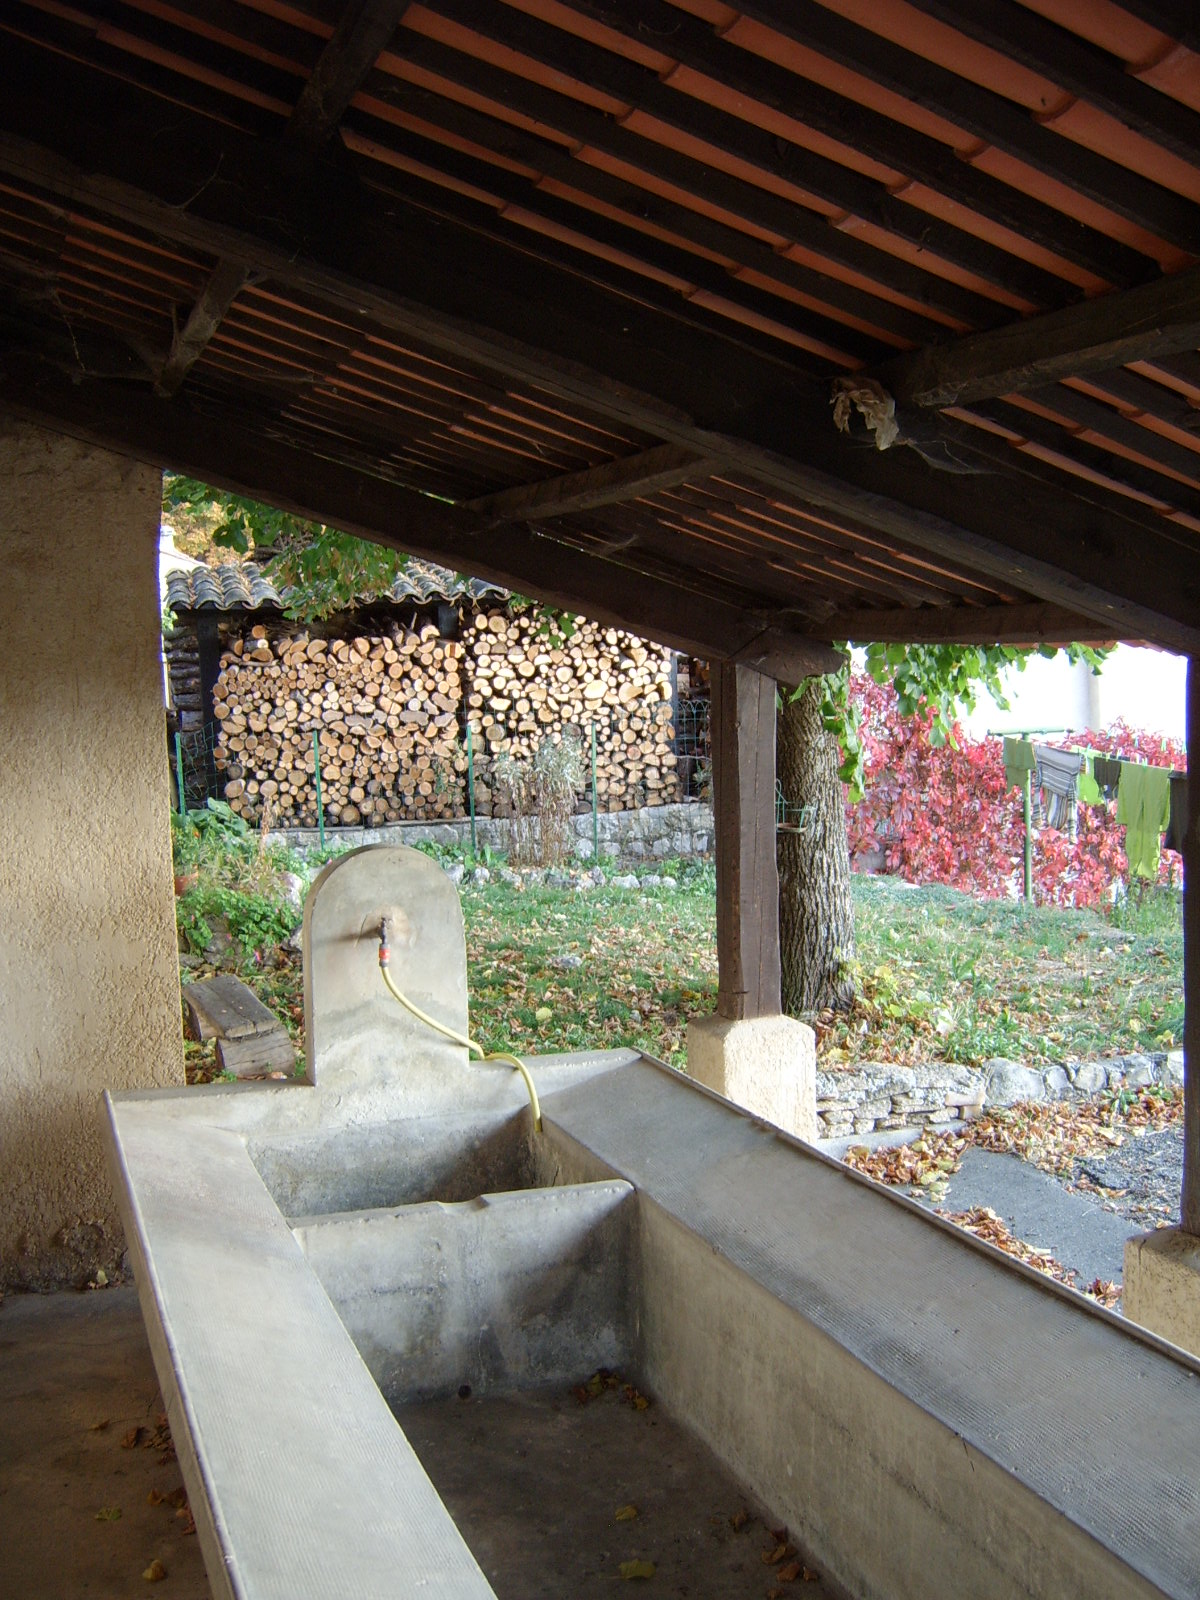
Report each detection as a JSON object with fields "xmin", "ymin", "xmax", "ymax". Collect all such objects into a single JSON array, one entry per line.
[{"xmin": 303, "ymin": 845, "xmax": 471, "ymax": 1095}]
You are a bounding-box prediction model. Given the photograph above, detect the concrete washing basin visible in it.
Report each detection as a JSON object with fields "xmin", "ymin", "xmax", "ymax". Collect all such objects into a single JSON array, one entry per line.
[{"xmin": 103, "ymin": 847, "xmax": 1200, "ymax": 1600}]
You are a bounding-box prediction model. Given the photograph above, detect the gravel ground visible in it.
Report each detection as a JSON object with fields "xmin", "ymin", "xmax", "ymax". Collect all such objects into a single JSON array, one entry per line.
[{"xmin": 1071, "ymin": 1126, "xmax": 1183, "ymax": 1231}]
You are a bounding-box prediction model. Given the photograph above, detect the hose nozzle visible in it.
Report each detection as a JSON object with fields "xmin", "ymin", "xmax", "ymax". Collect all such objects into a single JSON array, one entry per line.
[{"xmin": 378, "ymin": 916, "xmax": 391, "ymax": 969}]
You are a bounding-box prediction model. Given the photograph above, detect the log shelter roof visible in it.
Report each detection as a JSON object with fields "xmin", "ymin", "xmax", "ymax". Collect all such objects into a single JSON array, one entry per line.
[
  {"xmin": 165, "ymin": 556, "xmax": 506, "ymax": 613},
  {"xmin": 3, "ymin": 1, "xmax": 1200, "ymax": 676}
]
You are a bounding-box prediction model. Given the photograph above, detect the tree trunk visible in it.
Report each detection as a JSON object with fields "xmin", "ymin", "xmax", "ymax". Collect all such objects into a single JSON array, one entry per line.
[{"xmin": 778, "ymin": 680, "xmax": 856, "ymax": 1013}]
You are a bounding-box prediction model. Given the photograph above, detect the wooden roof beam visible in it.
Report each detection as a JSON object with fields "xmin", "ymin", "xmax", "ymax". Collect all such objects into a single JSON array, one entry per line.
[
  {"xmin": 819, "ymin": 601, "xmax": 1113, "ymax": 647},
  {"xmin": 286, "ymin": 0, "xmax": 409, "ymax": 150},
  {"xmin": 155, "ymin": 258, "xmax": 250, "ymax": 400},
  {"xmin": 877, "ymin": 264, "xmax": 1200, "ymax": 408},
  {"xmin": 0, "ymin": 335, "xmax": 842, "ymax": 684},
  {"xmin": 3, "ymin": 56, "xmax": 1199, "ymax": 653},
  {"xmin": 462, "ymin": 444, "xmax": 723, "ymax": 527},
  {"xmin": 156, "ymin": 0, "xmax": 407, "ymax": 398}
]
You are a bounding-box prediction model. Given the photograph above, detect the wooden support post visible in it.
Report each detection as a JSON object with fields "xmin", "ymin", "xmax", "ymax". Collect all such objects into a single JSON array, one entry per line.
[
  {"xmin": 712, "ymin": 662, "xmax": 780, "ymax": 1021},
  {"xmin": 1184, "ymin": 657, "xmax": 1200, "ymax": 1236},
  {"xmin": 195, "ymin": 611, "xmax": 222, "ymax": 802}
]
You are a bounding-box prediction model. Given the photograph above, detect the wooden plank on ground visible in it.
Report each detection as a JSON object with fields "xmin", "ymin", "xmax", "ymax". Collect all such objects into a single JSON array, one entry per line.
[
  {"xmin": 182, "ymin": 974, "xmax": 283, "ymax": 1042},
  {"xmin": 216, "ymin": 1030, "xmax": 297, "ymax": 1078}
]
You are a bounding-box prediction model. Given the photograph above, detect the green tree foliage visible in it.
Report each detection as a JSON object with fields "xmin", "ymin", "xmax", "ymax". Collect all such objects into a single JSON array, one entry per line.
[
  {"xmin": 811, "ymin": 639, "xmax": 1110, "ymax": 801},
  {"xmin": 163, "ymin": 475, "xmax": 406, "ymax": 623}
]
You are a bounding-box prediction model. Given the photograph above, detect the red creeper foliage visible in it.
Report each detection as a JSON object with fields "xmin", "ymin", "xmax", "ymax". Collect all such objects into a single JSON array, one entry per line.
[{"xmin": 844, "ymin": 675, "xmax": 1182, "ymax": 908}]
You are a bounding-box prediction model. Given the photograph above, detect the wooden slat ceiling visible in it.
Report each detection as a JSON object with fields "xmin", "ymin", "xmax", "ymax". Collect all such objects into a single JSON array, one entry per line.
[{"xmin": 1, "ymin": 0, "xmax": 1199, "ymax": 672}]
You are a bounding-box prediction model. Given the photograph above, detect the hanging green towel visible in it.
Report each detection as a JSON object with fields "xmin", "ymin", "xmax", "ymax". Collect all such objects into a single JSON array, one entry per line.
[
  {"xmin": 1116, "ymin": 762, "xmax": 1172, "ymax": 879},
  {"xmin": 1002, "ymin": 736, "xmax": 1036, "ymax": 790}
]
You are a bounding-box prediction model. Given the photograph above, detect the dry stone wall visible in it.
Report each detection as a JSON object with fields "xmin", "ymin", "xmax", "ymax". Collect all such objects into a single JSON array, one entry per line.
[{"xmin": 817, "ymin": 1050, "xmax": 1184, "ymax": 1141}]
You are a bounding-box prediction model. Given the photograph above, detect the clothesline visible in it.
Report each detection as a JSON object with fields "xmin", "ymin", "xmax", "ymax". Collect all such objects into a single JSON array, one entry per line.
[{"xmin": 994, "ymin": 734, "xmax": 1185, "ymax": 881}]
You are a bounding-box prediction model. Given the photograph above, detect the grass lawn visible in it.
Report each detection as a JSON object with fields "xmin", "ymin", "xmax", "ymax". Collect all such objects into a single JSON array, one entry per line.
[
  {"xmin": 178, "ymin": 844, "xmax": 1182, "ymax": 1081},
  {"xmin": 822, "ymin": 874, "xmax": 1182, "ymax": 1070}
]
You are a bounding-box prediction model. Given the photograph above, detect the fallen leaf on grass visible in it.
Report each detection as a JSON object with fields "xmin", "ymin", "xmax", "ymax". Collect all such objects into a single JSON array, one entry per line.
[
  {"xmin": 619, "ymin": 1559, "xmax": 656, "ymax": 1579},
  {"xmin": 143, "ymin": 1559, "xmax": 167, "ymax": 1581},
  {"xmin": 95, "ymin": 1506, "xmax": 122, "ymax": 1522},
  {"xmin": 535, "ymin": 1006, "xmax": 553, "ymax": 1023},
  {"xmin": 615, "ymin": 1504, "xmax": 639, "ymax": 1521}
]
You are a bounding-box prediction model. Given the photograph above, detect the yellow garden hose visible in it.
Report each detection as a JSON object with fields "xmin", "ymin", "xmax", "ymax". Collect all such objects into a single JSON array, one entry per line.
[{"xmin": 378, "ymin": 919, "xmax": 542, "ymax": 1132}]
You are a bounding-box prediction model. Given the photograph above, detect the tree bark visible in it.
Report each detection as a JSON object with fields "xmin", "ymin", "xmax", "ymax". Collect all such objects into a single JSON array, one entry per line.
[{"xmin": 778, "ymin": 680, "xmax": 856, "ymax": 1013}]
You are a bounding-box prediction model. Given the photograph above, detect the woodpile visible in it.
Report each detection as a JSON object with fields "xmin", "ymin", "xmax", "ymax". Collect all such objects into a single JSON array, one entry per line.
[
  {"xmin": 206, "ymin": 608, "xmax": 681, "ymax": 827},
  {"xmin": 212, "ymin": 622, "xmax": 466, "ymax": 825},
  {"xmin": 467, "ymin": 612, "xmax": 677, "ymax": 813}
]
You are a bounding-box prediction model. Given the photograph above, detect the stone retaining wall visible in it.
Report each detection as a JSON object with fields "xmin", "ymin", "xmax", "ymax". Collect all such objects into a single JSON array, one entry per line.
[
  {"xmin": 273, "ymin": 799, "xmax": 714, "ymax": 862},
  {"xmin": 817, "ymin": 1050, "xmax": 1184, "ymax": 1140}
]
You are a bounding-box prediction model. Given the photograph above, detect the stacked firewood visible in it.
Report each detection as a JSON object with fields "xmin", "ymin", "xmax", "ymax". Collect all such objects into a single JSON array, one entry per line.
[
  {"xmin": 466, "ymin": 612, "xmax": 677, "ymax": 813},
  {"xmin": 213, "ymin": 623, "xmax": 466, "ymax": 825}
]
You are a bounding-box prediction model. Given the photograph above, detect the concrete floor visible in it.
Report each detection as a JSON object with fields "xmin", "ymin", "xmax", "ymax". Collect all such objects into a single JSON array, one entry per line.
[
  {"xmin": 0, "ymin": 1286, "xmax": 212, "ymax": 1600},
  {"xmin": 397, "ymin": 1384, "xmax": 838, "ymax": 1600}
]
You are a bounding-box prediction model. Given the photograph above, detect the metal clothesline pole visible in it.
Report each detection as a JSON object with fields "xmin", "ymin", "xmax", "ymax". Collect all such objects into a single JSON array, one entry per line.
[{"xmin": 988, "ymin": 727, "xmax": 1069, "ymax": 904}]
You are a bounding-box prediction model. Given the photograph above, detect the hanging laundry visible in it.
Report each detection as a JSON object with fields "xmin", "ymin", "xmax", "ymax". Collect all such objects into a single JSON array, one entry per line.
[
  {"xmin": 1033, "ymin": 744, "xmax": 1084, "ymax": 838},
  {"xmin": 1116, "ymin": 762, "xmax": 1172, "ymax": 879},
  {"xmin": 1076, "ymin": 751, "xmax": 1101, "ymax": 807},
  {"xmin": 1091, "ymin": 756, "xmax": 1121, "ymax": 799},
  {"xmin": 1166, "ymin": 773, "xmax": 1188, "ymax": 855},
  {"xmin": 1002, "ymin": 736, "xmax": 1036, "ymax": 791}
]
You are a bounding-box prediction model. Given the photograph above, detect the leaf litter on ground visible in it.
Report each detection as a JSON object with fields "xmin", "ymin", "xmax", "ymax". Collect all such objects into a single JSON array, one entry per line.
[{"xmin": 843, "ymin": 1088, "xmax": 1182, "ymax": 1304}]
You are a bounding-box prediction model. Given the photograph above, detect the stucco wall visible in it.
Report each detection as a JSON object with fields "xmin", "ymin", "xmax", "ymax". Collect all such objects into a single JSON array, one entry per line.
[{"xmin": 0, "ymin": 419, "xmax": 183, "ymax": 1289}]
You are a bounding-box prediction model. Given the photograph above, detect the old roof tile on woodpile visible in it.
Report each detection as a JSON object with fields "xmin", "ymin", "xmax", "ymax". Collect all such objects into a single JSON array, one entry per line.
[{"xmin": 166, "ymin": 559, "xmax": 508, "ymax": 615}]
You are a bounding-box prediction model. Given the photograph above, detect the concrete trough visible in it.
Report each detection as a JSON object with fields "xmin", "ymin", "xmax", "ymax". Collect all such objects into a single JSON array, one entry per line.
[{"xmin": 102, "ymin": 848, "xmax": 1200, "ymax": 1600}]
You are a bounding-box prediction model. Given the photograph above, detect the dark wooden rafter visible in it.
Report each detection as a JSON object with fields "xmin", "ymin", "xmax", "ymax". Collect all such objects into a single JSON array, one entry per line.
[
  {"xmin": 462, "ymin": 444, "xmax": 723, "ymax": 527},
  {"xmin": 346, "ymin": 102, "xmax": 946, "ymax": 355},
  {"xmin": 901, "ymin": 0, "xmax": 1200, "ymax": 166},
  {"xmin": 156, "ymin": 0, "xmax": 406, "ymax": 397},
  {"xmin": 712, "ymin": 663, "xmax": 781, "ymax": 1022},
  {"xmin": 286, "ymin": 0, "xmax": 408, "ymax": 149},
  {"xmin": 155, "ymin": 258, "xmax": 251, "ymax": 398},
  {"xmin": 547, "ymin": 0, "xmax": 1165, "ymax": 276},
  {"xmin": 974, "ymin": 395, "xmax": 1200, "ymax": 525},
  {"xmin": 878, "ymin": 264, "xmax": 1200, "ymax": 407},
  {"xmin": 725, "ymin": 0, "xmax": 1200, "ymax": 253},
  {"xmin": 364, "ymin": 38, "xmax": 1048, "ymax": 326},
  {"xmin": 821, "ymin": 601, "xmax": 1113, "ymax": 647},
  {"xmin": 0, "ymin": 333, "xmax": 843, "ymax": 683},
  {"xmin": 2, "ymin": 51, "xmax": 1200, "ymax": 652}
]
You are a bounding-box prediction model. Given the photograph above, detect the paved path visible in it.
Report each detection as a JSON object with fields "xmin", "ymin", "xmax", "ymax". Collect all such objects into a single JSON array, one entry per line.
[{"xmin": 916, "ymin": 1147, "xmax": 1135, "ymax": 1290}]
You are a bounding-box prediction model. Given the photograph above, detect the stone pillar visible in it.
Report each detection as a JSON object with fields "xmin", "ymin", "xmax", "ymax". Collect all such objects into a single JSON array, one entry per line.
[
  {"xmin": 0, "ymin": 419, "xmax": 183, "ymax": 1289},
  {"xmin": 687, "ymin": 1013, "xmax": 817, "ymax": 1142},
  {"xmin": 1123, "ymin": 1232, "xmax": 1200, "ymax": 1359}
]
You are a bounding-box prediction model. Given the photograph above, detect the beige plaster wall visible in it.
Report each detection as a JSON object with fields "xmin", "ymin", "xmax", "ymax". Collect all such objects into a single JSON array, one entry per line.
[{"xmin": 0, "ymin": 418, "xmax": 183, "ymax": 1289}]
